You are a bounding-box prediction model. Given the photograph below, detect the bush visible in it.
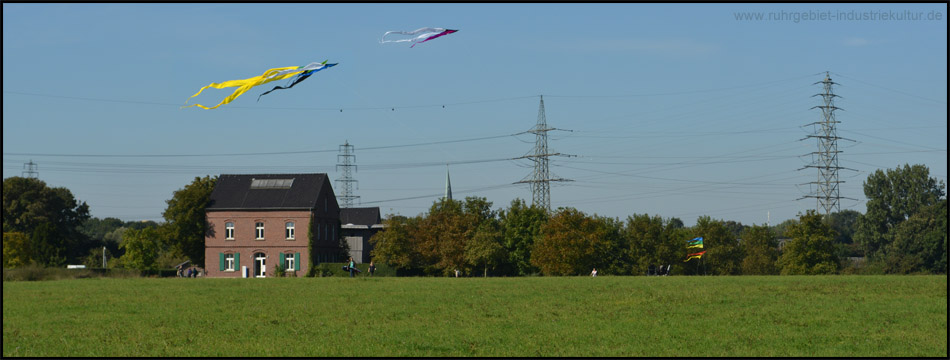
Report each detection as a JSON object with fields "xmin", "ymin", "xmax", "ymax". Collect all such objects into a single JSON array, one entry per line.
[
  {"xmin": 2, "ymin": 266, "xmax": 171, "ymax": 281},
  {"xmin": 311, "ymin": 262, "xmax": 397, "ymax": 277},
  {"xmin": 316, "ymin": 263, "xmax": 334, "ymax": 277}
]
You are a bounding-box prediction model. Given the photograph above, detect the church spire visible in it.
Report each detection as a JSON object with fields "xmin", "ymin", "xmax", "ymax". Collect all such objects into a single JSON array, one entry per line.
[{"xmin": 444, "ymin": 164, "xmax": 453, "ymax": 201}]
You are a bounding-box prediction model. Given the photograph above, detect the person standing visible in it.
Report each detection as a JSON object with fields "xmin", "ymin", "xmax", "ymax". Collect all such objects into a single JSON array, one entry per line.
[
  {"xmin": 368, "ymin": 261, "xmax": 376, "ymax": 276},
  {"xmin": 348, "ymin": 257, "xmax": 356, "ymax": 277},
  {"xmin": 590, "ymin": 268, "xmax": 598, "ymax": 277}
]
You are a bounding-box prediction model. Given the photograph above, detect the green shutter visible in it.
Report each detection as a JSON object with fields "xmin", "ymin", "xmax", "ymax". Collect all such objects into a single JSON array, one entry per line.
[
  {"xmin": 235, "ymin": 252, "xmax": 240, "ymax": 270},
  {"xmin": 294, "ymin": 253, "xmax": 300, "ymax": 271},
  {"xmin": 280, "ymin": 253, "xmax": 286, "ymax": 270},
  {"xmin": 219, "ymin": 253, "xmax": 225, "ymax": 271}
]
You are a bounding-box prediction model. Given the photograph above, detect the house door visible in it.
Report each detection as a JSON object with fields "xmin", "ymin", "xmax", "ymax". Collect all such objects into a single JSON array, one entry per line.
[{"xmin": 254, "ymin": 252, "xmax": 266, "ymax": 278}]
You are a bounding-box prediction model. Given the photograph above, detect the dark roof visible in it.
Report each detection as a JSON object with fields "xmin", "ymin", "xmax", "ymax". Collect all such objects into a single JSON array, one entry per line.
[
  {"xmin": 207, "ymin": 174, "xmax": 331, "ymax": 210},
  {"xmin": 340, "ymin": 207, "xmax": 381, "ymax": 225}
]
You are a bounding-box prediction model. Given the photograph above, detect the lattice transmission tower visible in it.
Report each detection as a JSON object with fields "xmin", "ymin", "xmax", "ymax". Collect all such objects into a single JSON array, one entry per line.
[
  {"xmin": 515, "ymin": 96, "xmax": 572, "ymax": 211},
  {"xmin": 22, "ymin": 160, "xmax": 39, "ymax": 178},
  {"xmin": 798, "ymin": 72, "xmax": 856, "ymax": 215},
  {"xmin": 335, "ymin": 141, "xmax": 360, "ymax": 208}
]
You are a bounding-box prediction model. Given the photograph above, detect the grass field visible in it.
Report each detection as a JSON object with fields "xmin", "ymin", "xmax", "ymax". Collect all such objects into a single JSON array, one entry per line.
[{"xmin": 3, "ymin": 275, "xmax": 946, "ymax": 357}]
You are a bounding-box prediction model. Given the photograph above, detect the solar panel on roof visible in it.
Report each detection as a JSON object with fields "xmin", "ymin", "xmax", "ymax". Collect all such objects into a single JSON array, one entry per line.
[{"xmin": 250, "ymin": 178, "xmax": 294, "ymax": 189}]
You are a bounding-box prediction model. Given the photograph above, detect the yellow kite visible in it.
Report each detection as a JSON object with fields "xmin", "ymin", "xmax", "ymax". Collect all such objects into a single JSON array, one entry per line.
[{"xmin": 182, "ymin": 61, "xmax": 333, "ymax": 110}]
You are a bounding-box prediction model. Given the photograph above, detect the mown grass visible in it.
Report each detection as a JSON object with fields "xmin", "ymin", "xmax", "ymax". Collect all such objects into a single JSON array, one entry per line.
[{"xmin": 2, "ymin": 275, "xmax": 946, "ymax": 357}]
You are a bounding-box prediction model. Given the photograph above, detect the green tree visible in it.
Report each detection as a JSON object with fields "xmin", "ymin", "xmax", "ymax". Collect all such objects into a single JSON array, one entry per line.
[
  {"xmin": 825, "ymin": 210, "xmax": 862, "ymax": 258},
  {"xmin": 498, "ymin": 199, "xmax": 548, "ymax": 276},
  {"xmin": 104, "ymin": 227, "xmax": 129, "ymax": 258},
  {"xmin": 854, "ymin": 164, "xmax": 946, "ymax": 260},
  {"xmin": 162, "ymin": 175, "xmax": 217, "ymax": 267},
  {"xmin": 3, "ymin": 231, "xmax": 32, "ymax": 268},
  {"xmin": 591, "ymin": 214, "xmax": 627, "ymax": 276},
  {"xmin": 79, "ymin": 217, "xmax": 124, "ymax": 246},
  {"xmin": 465, "ymin": 222, "xmax": 504, "ymax": 277},
  {"xmin": 31, "ymin": 222, "xmax": 67, "ymax": 267},
  {"xmin": 81, "ymin": 246, "xmax": 112, "ymax": 269},
  {"xmin": 778, "ymin": 210, "xmax": 839, "ymax": 275},
  {"xmin": 882, "ymin": 199, "xmax": 947, "ymax": 274},
  {"xmin": 418, "ymin": 198, "xmax": 468, "ymax": 275},
  {"xmin": 120, "ymin": 227, "xmax": 163, "ymax": 270},
  {"xmin": 740, "ymin": 225, "xmax": 779, "ymax": 275},
  {"xmin": 723, "ymin": 220, "xmax": 746, "ymax": 239},
  {"xmin": 623, "ymin": 213, "xmax": 666, "ymax": 275},
  {"xmin": 3, "ymin": 176, "xmax": 90, "ymax": 263},
  {"xmin": 461, "ymin": 197, "xmax": 504, "ymax": 277},
  {"xmin": 690, "ymin": 216, "xmax": 743, "ymax": 275},
  {"xmin": 370, "ymin": 214, "xmax": 424, "ymax": 273},
  {"xmin": 531, "ymin": 208, "xmax": 615, "ymax": 276},
  {"xmin": 771, "ymin": 218, "xmax": 797, "ymax": 238},
  {"xmin": 667, "ymin": 217, "xmax": 685, "ymax": 230}
]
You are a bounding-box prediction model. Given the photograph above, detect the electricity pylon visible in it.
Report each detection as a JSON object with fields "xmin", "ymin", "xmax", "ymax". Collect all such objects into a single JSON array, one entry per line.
[
  {"xmin": 515, "ymin": 95, "xmax": 573, "ymax": 211},
  {"xmin": 335, "ymin": 141, "xmax": 359, "ymax": 208},
  {"xmin": 22, "ymin": 160, "xmax": 39, "ymax": 178},
  {"xmin": 798, "ymin": 72, "xmax": 856, "ymax": 215}
]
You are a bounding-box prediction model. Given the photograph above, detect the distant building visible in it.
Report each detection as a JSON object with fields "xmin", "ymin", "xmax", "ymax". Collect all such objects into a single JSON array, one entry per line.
[
  {"xmin": 341, "ymin": 207, "xmax": 385, "ymax": 264},
  {"xmin": 777, "ymin": 237, "xmax": 791, "ymax": 252},
  {"xmin": 204, "ymin": 174, "xmax": 341, "ymax": 278}
]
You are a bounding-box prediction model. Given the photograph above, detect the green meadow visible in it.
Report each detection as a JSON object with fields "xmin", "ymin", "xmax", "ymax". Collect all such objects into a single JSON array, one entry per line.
[{"xmin": 3, "ymin": 275, "xmax": 946, "ymax": 357}]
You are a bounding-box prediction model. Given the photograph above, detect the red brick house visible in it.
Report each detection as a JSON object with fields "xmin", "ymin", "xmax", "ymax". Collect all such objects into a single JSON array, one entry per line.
[{"xmin": 204, "ymin": 174, "xmax": 341, "ymax": 278}]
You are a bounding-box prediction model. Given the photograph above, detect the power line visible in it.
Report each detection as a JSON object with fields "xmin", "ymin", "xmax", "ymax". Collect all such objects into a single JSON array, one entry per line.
[
  {"xmin": 2, "ymin": 133, "xmax": 524, "ymax": 158},
  {"xmin": 1, "ymin": 156, "xmax": 517, "ymax": 175},
  {"xmin": 543, "ymin": 73, "xmax": 821, "ymax": 98},
  {"xmin": 360, "ymin": 183, "xmax": 517, "ymax": 205},
  {"xmin": 2, "ymin": 90, "xmax": 539, "ymax": 112},
  {"xmin": 830, "ymin": 72, "xmax": 947, "ymax": 105}
]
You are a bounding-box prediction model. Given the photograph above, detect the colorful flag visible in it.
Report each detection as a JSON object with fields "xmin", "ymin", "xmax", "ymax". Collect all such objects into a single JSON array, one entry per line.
[
  {"xmin": 687, "ymin": 236, "xmax": 703, "ymax": 244},
  {"xmin": 684, "ymin": 251, "xmax": 706, "ymax": 262},
  {"xmin": 687, "ymin": 242, "xmax": 704, "ymax": 250}
]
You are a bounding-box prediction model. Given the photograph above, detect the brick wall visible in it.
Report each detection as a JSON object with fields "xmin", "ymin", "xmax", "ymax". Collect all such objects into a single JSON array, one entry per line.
[{"xmin": 204, "ymin": 210, "xmax": 339, "ymax": 278}]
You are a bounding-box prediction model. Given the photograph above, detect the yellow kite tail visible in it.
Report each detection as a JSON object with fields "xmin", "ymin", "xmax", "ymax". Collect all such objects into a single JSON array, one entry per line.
[{"xmin": 183, "ymin": 66, "xmax": 305, "ymax": 109}]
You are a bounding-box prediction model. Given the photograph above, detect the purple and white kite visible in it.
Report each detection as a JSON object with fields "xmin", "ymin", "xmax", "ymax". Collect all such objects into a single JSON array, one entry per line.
[{"xmin": 380, "ymin": 27, "xmax": 458, "ymax": 48}]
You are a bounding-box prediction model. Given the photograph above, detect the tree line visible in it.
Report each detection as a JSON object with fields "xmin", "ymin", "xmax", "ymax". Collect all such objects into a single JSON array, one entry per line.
[
  {"xmin": 370, "ymin": 163, "xmax": 946, "ymax": 276},
  {"xmin": 3, "ymin": 175, "xmax": 216, "ymax": 271},
  {"xmin": 4, "ymin": 163, "xmax": 946, "ymax": 275}
]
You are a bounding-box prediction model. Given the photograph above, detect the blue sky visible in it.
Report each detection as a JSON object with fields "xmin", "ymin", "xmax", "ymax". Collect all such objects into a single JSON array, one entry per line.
[{"xmin": 3, "ymin": 3, "xmax": 947, "ymax": 226}]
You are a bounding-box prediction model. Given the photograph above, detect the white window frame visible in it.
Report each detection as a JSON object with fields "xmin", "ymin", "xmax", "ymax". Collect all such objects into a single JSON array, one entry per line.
[
  {"xmin": 255, "ymin": 252, "xmax": 266, "ymax": 278},
  {"xmin": 225, "ymin": 222, "xmax": 235, "ymax": 240},
  {"xmin": 225, "ymin": 253, "xmax": 235, "ymax": 271},
  {"xmin": 255, "ymin": 222, "xmax": 265, "ymax": 240},
  {"xmin": 285, "ymin": 221, "xmax": 295, "ymax": 240},
  {"xmin": 285, "ymin": 254, "xmax": 295, "ymax": 271}
]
